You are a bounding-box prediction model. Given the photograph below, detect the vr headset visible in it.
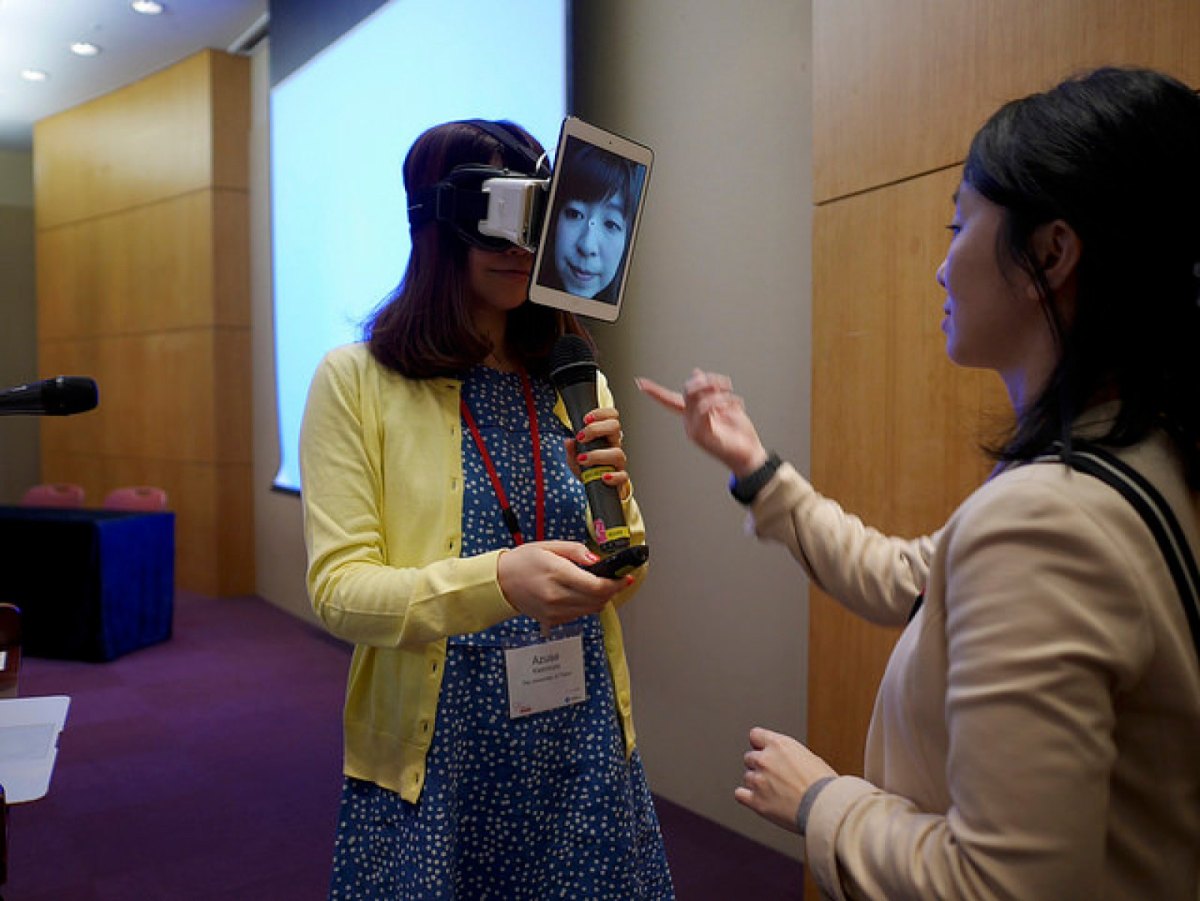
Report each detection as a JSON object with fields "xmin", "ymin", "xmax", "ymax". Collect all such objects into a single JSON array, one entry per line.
[{"xmin": 406, "ymin": 119, "xmax": 551, "ymax": 252}]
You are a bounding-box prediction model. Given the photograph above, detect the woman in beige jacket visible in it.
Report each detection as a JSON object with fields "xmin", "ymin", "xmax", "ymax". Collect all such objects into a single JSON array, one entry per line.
[{"xmin": 641, "ymin": 66, "xmax": 1200, "ymax": 899}]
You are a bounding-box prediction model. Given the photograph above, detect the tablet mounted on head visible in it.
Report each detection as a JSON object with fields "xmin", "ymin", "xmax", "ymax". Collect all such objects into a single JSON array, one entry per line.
[
  {"xmin": 406, "ymin": 117, "xmax": 653, "ymax": 322},
  {"xmin": 530, "ymin": 118, "xmax": 653, "ymax": 323}
]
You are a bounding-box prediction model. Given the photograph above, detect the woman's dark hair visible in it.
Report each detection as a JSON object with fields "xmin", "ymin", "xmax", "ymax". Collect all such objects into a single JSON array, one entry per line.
[
  {"xmin": 365, "ymin": 120, "xmax": 593, "ymax": 378},
  {"xmin": 542, "ymin": 143, "xmax": 639, "ymax": 303},
  {"xmin": 964, "ymin": 67, "xmax": 1200, "ymax": 485},
  {"xmin": 558, "ymin": 142, "xmax": 638, "ymax": 224}
]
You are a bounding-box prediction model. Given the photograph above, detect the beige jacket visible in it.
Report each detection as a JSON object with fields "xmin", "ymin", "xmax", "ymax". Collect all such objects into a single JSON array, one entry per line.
[{"xmin": 751, "ymin": 429, "xmax": 1200, "ymax": 899}]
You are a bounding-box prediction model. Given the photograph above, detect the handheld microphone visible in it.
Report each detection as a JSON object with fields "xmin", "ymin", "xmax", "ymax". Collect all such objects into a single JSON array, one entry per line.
[
  {"xmin": 549, "ymin": 335, "xmax": 631, "ymax": 553},
  {"xmin": 0, "ymin": 376, "xmax": 99, "ymax": 417}
]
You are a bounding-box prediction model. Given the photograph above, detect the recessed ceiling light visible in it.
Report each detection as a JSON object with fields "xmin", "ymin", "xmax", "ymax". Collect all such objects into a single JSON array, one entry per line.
[
  {"xmin": 71, "ymin": 41, "xmax": 102, "ymax": 57},
  {"xmin": 131, "ymin": 0, "xmax": 165, "ymax": 14},
  {"xmin": 20, "ymin": 69, "xmax": 48, "ymax": 82}
]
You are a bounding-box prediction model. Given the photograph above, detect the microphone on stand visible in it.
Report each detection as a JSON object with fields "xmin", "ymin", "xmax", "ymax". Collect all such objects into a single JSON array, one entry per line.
[
  {"xmin": 549, "ymin": 335, "xmax": 632, "ymax": 554},
  {"xmin": 0, "ymin": 377, "xmax": 99, "ymax": 417}
]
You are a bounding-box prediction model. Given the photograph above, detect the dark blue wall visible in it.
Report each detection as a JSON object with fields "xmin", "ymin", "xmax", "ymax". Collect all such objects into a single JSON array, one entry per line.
[{"xmin": 268, "ymin": 0, "xmax": 390, "ymax": 86}]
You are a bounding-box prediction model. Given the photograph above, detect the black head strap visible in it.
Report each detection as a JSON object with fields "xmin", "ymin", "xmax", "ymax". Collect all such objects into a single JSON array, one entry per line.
[
  {"xmin": 459, "ymin": 119, "xmax": 550, "ymax": 177},
  {"xmin": 407, "ymin": 165, "xmax": 496, "ymax": 230}
]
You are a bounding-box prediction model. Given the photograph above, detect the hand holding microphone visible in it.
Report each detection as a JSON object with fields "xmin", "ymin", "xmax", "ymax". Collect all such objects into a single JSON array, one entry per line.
[
  {"xmin": 565, "ymin": 405, "xmax": 627, "ymax": 496},
  {"xmin": 561, "ymin": 420, "xmax": 650, "ymax": 576},
  {"xmin": 549, "ymin": 336, "xmax": 635, "ymax": 555},
  {"xmin": 492, "ymin": 336, "xmax": 645, "ymax": 634}
]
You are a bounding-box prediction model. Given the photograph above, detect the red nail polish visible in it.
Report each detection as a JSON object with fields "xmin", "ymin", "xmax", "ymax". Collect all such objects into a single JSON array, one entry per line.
[
  {"xmin": 576, "ymin": 431, "xmax": 587, "ymax": 442},
  {"xmin": 577, "ymin": 453, "xmax": 588, "ymax": 463},
  {"xmin": 584, "ymin": 413, "xmax": 595, "ymax": 424},
  {"xmin": 602, "ymin": 473, "xmax": 613, "ymax": 483}
]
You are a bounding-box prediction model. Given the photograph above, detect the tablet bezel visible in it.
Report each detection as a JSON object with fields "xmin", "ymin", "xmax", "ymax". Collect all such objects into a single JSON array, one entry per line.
[{"xmin": 528, "ymin": 117, "xmax": 653, "ymax": 323}]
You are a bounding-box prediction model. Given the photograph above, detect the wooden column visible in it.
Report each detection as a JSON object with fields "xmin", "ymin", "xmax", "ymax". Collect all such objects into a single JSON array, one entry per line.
[{"xmin": 34, "ymin": 49, "xmax": 254, "ymax": 596}]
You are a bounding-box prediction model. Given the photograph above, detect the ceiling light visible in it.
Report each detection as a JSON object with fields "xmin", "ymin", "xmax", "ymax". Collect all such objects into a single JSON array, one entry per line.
[
  {"xmin": 20, "ymin": 69, "xmax": 48, "ymax": 82},
  {"xmin": 70, "ymin": 42, "xmax": 102, "ymax": 57},
  {"xmin": 131, "ymin": 1, "xmax": 165, "ymax": 14}
]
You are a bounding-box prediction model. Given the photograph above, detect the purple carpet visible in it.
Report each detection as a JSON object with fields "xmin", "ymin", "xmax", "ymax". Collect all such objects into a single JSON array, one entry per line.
[{"xmin": 7, "ymin": 592, "xmax": 802, "ymax": 899}]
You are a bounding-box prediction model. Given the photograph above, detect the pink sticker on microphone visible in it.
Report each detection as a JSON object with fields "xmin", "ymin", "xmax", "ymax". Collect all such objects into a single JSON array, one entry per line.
[{"xmin": 593, "ymin": 520, "xmax": 608, "ymax": 543}]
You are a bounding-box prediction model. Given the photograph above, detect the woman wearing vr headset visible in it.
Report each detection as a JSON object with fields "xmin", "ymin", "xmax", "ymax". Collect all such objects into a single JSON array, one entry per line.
[
  {"xmin": 300, "ymin": 120, "xmax": 673, "ymax": 898},
  {"xmin": 641, "ymin": 66, "xmax": 1200, "ymax": 898}
]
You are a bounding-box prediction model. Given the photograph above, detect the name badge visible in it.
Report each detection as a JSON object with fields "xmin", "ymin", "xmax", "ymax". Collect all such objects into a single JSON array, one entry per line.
[{"xmin": 504, "ymin": 633, "xmax": 587, "ymax": 719}]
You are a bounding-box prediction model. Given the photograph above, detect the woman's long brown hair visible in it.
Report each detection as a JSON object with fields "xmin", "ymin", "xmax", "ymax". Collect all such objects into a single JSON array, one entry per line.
[{"xmin": 366, "ymin": 120, "xmax": 593, "ymax": 379}]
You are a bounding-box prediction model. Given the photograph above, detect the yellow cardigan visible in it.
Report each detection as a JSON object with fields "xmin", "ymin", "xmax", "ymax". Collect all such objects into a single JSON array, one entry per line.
[{"xmin": 299, "ymin": 342, "xmax": 647, "ymax": 802}]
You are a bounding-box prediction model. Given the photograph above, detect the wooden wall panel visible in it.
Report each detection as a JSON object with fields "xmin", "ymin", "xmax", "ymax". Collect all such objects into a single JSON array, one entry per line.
[
  {"xmin": 213, "ymin": 328, "xmax": 253, "ymax": 465},
  {"xmin": 35, "ymin": 54, "xmax": 213, "ymax": 228},
  {"xmin": 813, "ymin": 170, "xmax": 1002, "ymax": 529},
  {"xmin": 210, "ymin": 53, "xmax": 252, "ymax": 192},
  {"xmin": 37, "ymin": 192, "xmax": 217, "ymax": 338},
  {"xmin": 810, "ymin": 169, "xmax": 1002, "ymax": 774},
  {"xmin": 814, "ymin": 0, "xmax": 1200, "ymax": 202},
  {"xmin": 215, "ymin": 462, "xmax": 256, "ymax": 595},
  {"xmin": 34, "ymin": 49, "xmax": 253, "ymax": 596},
  {"xmin": 39, "ymin": 452, "xmax": 247, "ymax": 595},
  {"xmin": 213, "ymin": 190, "xmax": 251, "ymax": 327},
  {"xmin": 39, "ymin": 331, "xmax": 223, "ymax": 461}
]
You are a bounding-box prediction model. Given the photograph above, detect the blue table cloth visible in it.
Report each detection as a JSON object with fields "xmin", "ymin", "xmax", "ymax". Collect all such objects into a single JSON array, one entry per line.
[{"xmin": 0, "ymin": 506, "xmax": 174, "ymax": 662}]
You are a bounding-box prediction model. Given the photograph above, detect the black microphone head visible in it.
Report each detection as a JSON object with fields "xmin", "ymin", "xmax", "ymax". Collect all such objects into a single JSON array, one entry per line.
[
  {"xmin": 549, "ymin": 335, "xmax": 598, "ymax": 389},
  {"xmin": 45, "ymin": 377, "xmax": 99, "ymax": 415}
]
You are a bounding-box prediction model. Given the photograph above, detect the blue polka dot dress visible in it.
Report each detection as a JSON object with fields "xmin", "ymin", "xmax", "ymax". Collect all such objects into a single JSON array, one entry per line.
[{"xmin": 328, "ymin": 366, "xmax": 674, "ymax": 900}]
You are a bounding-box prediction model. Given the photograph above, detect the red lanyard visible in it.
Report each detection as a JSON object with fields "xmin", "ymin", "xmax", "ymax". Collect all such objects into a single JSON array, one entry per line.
[{"xmin": 460, "ymin": 368, "xmax": 545, "ymax": 545}]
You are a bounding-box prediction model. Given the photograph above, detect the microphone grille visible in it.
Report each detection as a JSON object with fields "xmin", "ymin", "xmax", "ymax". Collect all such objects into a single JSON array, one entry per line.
[
  {"xmin": 46, "ymin": 376, "xmax": 99, "ymax": 415},
  {"xmin": 548, "ymin": 335, "xmax": 597, "ymax": 388}
]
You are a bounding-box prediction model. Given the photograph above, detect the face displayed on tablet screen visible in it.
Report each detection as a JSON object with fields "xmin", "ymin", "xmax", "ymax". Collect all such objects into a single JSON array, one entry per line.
[
  {"xmin": 530, "ymin": 120, "xmax": 652, "ymax": 322},
  {"xmin": 544, "ymin": 140, "xmax": 637, "ymax": 301}
]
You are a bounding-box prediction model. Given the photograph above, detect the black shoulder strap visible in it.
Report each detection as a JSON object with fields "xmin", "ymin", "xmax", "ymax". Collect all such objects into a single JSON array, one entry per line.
[{"xmin": 1053, "ymin": 440, "xmax": 1200, "ymax": 663}]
